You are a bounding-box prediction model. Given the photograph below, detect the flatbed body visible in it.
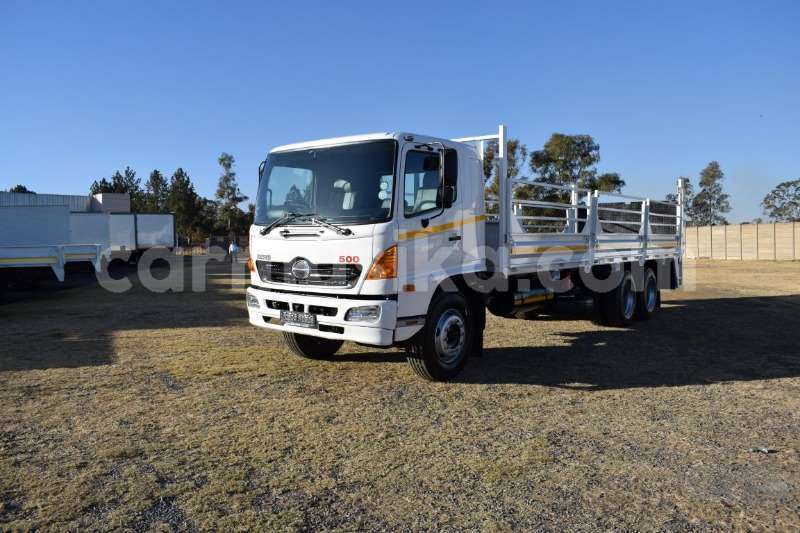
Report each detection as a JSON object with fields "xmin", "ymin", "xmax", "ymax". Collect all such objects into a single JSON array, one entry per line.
[{"xmin": 453, "ymin": 126, "xmax": 684, "ymax": 285}]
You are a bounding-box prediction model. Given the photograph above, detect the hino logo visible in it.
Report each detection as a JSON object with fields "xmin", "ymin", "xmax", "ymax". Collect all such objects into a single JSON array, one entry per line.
[{"xmin": 290, "ymin": 259, "xmax": 311, "ymax": 280}]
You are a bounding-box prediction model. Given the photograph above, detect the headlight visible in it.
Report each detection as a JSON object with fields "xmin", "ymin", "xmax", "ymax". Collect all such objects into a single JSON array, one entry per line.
[
  {"xmin": 345, "ymin": 305, "xmax": 381, "ymax": 322},
  {"xmin": 246, "ymin": 293, "xmax": 260, "ymax": 308}
]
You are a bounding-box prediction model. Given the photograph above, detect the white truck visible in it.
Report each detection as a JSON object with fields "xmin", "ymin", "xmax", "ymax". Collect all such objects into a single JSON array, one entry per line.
[{"xmin": 245, "ymin": 125, "xmax": 686, "ymax": 381}]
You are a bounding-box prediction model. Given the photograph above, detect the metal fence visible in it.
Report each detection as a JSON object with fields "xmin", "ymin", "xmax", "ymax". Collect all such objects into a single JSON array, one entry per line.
[{"xmin": 685, "ymin": 223, "xmax": 800, "ymax": 260}]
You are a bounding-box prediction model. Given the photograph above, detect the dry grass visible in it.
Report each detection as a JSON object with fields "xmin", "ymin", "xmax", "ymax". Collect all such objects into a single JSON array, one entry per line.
[{"xmin": 1, "ymin": 259, "xmax": 800, "ymax": 531}]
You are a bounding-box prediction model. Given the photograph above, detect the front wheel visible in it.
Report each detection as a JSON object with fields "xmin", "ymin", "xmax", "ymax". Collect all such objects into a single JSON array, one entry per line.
[
  {"xmin": 406, "ymin": 293, "xmax": 472, "ymax": 381},
  {"xmin": 283, "ymin": 332, "xmax": 343, "ymax": 360}
]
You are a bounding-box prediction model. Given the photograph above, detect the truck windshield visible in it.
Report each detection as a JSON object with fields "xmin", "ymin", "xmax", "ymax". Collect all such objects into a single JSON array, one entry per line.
[{"xmin": 255, "ymin": 140, "xmax": 397, "ymax": 226}]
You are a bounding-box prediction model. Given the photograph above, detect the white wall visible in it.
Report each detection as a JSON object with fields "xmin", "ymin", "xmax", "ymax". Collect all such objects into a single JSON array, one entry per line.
[{"xmin": 685, "ymin": 223, "xmax": 799, "ymax": 261}]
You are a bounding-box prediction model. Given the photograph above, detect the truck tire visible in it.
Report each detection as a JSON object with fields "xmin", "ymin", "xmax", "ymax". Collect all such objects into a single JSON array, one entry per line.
[
  {"xmin": 283, "ymin": 332, "xmax": 343, "ymax": 360},
  {"xmin": 406, "ymin": 293, "xmax": 472, "ymax": 381},
  {"xmin": 634, "ymin": 267, "xmax": 660, "ymax": 320},
  {"xmin": 598, "ymin": 270, "xmax": 637, "ymax": 327}
]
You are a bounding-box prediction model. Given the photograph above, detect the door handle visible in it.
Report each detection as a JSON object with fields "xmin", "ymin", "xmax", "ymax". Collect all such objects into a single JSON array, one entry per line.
[{"xmin": 448, "ymin": 234, "xmax": 462, "ymax": 242}]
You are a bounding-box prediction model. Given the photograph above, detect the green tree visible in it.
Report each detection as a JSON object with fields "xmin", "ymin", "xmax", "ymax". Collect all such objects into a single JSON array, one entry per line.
[
  {"xmin": 691, "ymin": 161, "xmax": 731, "ymax": 225},
  {"xmin": 90, "ymin": 166, "xmax": 145, "ymax": 211},
  {"xmin": 144, "ymin": 170, "xmax": 169, "ymax": 212},
  {"xmin": 586, "ymin": 172, "xmax": 626, "ymax": 193},
  {"xmin": 117, "ymin": 167, "xmax": 140, "ymax": 194},
  {"xmin": 246, "ymin": 202, "xmax": 256, "ymax": 227},
  {"xmin": 194, "ymin": 197, "xmax": 219, "ymax": 239},
  {"xmin": 89, "ymin": 177, "xmax": 115, "ymax": 194},
  {"xmin": 481, "ymin": 139, "xmax": 528, "ymax": 215},
  {"xmin": 7, "ymin": 184, "xmax": 35, "ymax": 193},
  {"xmin": 665, "ymin": 177, "xmax": 696, "ymax": 225},
  {"xmin": 529, "ymin": 134, "xmax": 600, "ymax": 190},
  {"xmin": 527, "ymin": 133, "xmax": 627, "ymax": 204},
  {"xmin": 761, "ymin": 178, "xmax": 800, "ymax": 222},
  {"xmin": 525, "ymin": 133, "xmax": 621, "ymax": 211},
  {"xmin": 482, "ymin": 138, "xmax": 528, "ymax": 194},
  {"xmin": 215, "ymin": 153, "xmax": 248, "ymax": 232},
  {"xmin": 89, "ymin": 178, "xmax": 114, "ymax": 194},
  {"xmin": 167, "ymin": 168, "xmax": 201, "ymax": 244}
]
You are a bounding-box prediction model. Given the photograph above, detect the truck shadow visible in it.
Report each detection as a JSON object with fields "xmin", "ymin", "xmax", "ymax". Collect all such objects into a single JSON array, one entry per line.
[
  {"xmin": 458, "ymin": 294, "xmax": 800, "ymax": 389},
  {"xmin": 5, "ymin": 254, "xmax": 800, "ymax": 390},
  {"xmin": 0, "ymin": 258, "xmax": 247, "ymax": 372}
]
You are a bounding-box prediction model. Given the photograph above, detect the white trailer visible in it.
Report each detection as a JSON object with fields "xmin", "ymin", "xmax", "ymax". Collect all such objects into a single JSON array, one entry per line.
[
  {"xmin": 1, "ymin": 192, "xmax": 175, "ymax": 286},
  {"xmin": 0, "ymin": 206, "xmax": 102, "ymax": 281},
  {"xmin": 245, "ymin": 125, "xmax": 685, "ymax": 381},
  {"xmin": 70, "ymin": 212, "xmax": 175, "ymax": 255}
]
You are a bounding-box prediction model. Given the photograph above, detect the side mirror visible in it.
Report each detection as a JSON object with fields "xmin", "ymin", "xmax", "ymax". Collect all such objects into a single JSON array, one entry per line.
[
  {"xmin": 258, "ymin": 160, "xmax": 266, "ymax": 182},
  {"xmin": 443, "ymin": 185, "xmax": 456, "ymax": 208}
]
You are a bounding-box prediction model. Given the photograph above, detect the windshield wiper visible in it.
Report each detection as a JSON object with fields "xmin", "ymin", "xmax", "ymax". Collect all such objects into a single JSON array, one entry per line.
[
  {"xmin": 307, "ymin": 216, "xmax": 353, "ymax": 236},
  {"xmin": 260, "ymin": 213, "xmax": 353, "ymax": 236},
  {"xmin": 260, "ymin": 212, "xmax": 312, "ymax": 235}
]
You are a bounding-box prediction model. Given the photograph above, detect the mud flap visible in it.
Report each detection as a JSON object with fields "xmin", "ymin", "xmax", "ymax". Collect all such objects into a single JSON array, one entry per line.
[{"xmin": 469, "ymin": 298, "xmax": 486, "ymax": 358}]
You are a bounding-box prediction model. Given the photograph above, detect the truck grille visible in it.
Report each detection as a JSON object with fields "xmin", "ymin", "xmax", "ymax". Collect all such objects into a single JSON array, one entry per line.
[{"xmin": 256, "ymin": 260, "xmax": 362, "ymax": 288}]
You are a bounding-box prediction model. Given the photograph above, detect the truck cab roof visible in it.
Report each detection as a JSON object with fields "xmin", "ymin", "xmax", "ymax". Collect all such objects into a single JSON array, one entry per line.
[{"xmin": 270, "ymin": 132, "xmax": 470, "ymax": 154}]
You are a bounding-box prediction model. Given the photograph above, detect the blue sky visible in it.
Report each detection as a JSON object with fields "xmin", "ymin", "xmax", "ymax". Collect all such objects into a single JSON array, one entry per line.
[{"xmin": 1, "ymin": 1, "xmax": 797, "ymax": 222}]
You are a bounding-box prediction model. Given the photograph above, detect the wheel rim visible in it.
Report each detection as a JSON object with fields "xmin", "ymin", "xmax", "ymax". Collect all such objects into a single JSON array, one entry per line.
[
  {"xmin": 623, "ymin": 279, "xmax": 635, "ymax": 319},
  {"xmin": 434, "ymin": 309, "xmax": 466, "ymax": 368},
  {"xmin": 645, "ymin": 276, "xmax": 657, "ymax": 313}
]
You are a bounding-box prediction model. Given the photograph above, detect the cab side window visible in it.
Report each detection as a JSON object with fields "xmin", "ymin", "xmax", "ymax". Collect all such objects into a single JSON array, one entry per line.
[{"xmin": 403, "ymin": 149, "xmax": 457, "ymax": 217}]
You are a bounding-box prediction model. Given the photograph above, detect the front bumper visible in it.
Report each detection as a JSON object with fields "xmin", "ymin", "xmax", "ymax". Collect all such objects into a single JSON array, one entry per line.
[{"xmin": 246, "ymin": 286, "xmax": 397, "ymax": 347}]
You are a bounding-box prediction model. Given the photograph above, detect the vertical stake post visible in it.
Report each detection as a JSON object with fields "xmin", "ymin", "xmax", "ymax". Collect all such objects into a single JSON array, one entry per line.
[
  {"xmin": 497, "ymin": 124, "xmax": 509, "ymax": 276},
  {"xmin": 569, "ymin": 184, "xmax": 579, "ymax": 234}
]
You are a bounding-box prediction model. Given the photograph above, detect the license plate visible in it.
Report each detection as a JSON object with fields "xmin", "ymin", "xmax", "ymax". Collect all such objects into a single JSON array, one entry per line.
[{"xmin": 280, "ymin": 310, "xmax": 317, "ymax": 328}]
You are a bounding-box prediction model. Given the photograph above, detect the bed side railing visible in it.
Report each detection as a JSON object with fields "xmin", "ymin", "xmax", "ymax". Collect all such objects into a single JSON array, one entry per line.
[{"xmin": 453, "ymin": 125, "xmax": 687, "ymax": 275}]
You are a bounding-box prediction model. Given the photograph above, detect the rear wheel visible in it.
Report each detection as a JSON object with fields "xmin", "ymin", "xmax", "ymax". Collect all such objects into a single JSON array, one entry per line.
[
  {"xmin": 406, "ymin": 293, "xmax": 472, "ymax": 381},
  {"xmin": 598, "ymin": 270, "xmax": 637, "ymax": 327},
  {"xmin": 283, "ymin": 332, "xmax": 343, "ymax": 360},
  {"xmin": 635, "ymin": 267, "xmax": 660, "ymax": 320}
]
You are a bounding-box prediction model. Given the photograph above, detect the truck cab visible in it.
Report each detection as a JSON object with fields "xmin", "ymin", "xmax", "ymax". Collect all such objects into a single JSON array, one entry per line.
[
  {"xmin": 246, "ymin": 130, "xmax": 483, "ymax": 357},
  {"xmin": 246, "ymin": 126, "xmax": 686, "ymax": 381}
]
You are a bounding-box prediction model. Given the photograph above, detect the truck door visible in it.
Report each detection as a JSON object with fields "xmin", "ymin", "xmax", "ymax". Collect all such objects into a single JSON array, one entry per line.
[{"xmin": 397, "ymin": 145, "xmax": 463, "ymax": 315}]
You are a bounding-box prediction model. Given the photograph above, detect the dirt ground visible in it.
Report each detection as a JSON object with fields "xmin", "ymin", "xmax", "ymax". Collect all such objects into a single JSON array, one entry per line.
[{"xmin": 1, "ymin": 259, "xmax": 799, "ymax": 531}]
